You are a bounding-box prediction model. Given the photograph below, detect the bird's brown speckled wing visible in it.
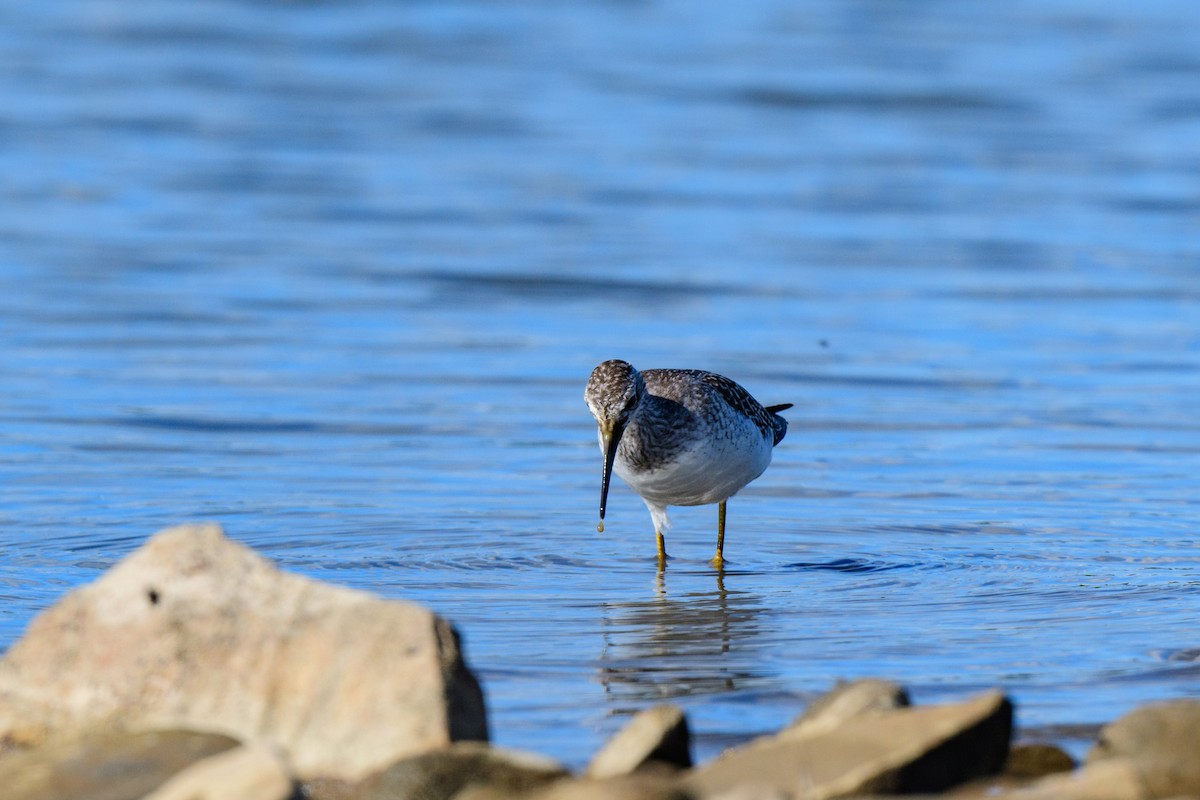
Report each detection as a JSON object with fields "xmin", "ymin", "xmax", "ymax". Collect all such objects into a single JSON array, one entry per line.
[{"xmin": 699, "ymin": 372, "xmax": 790, "ymax": 445}]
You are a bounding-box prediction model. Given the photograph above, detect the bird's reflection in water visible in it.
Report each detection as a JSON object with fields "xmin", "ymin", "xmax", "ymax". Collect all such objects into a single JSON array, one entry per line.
[{"xmin": 596, "ymin": 570, "xmax": 771, "ymax": 704}]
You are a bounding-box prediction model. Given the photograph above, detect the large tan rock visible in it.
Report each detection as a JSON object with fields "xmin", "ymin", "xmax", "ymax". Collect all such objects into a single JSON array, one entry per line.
[
  {"xmin": 587, "ymin": 705, "xmax": 692, "ymax": 778},
  {"xmin": 685, "ymin": 690, "xmax": 1011, "ymax": 799},
  {"xmin": 0, "ymin": 523, "xmax": 487, "ymax": 781}
]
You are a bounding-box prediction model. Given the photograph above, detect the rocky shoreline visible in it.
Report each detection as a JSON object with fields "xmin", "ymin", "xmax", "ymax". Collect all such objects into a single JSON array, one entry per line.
[{"xmin": 0, "ymin": 524, "xmax": 1193, "ymax": 800}]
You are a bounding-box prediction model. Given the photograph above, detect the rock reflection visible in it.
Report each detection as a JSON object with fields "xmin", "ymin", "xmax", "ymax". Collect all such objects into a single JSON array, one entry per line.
[{"xmin": 596, "ymin": 572, "xmax": 771, "ymax": 704}]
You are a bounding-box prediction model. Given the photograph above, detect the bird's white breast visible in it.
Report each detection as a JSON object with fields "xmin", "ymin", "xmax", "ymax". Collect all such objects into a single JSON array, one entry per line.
[{"xmin": 609, "ymin": 413, "xmax": 773, "ymax": 507}]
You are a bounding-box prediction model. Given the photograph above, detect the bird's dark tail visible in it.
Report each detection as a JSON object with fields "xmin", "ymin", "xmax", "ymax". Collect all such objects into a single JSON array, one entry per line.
[{"xmin": 765, "ymin": 403, "xmax": 792, "ymax": 446}]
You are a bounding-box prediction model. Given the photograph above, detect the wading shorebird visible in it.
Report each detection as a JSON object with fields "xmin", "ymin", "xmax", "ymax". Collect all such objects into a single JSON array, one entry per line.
[{"xmin": 584, "ymin": 359, "xmax": 791, "ymax": 569}]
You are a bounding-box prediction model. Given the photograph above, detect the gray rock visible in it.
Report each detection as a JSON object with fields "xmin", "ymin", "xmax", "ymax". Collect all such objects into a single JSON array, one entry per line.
[
  {"xmin": 142, "ymin": 742, "xmax": 296, "ymax": 800},
  {"xmin": 587, "ymin": 705, "xmax": 691, "ymax": 778},
  {"xmin": 782, "ymin": 679, "xmax": 909, "ymax": 741},
  {"xmin": 685, "ymin": 690, "xmax": 1012, "ymax": 799},
  {"xmin": 0, "ymin": 523, "xmax": 487, "ymax": 782},
  {"xmin": 1005, "ymin": 743, "xmax": 1075, "ymax": 779},
  {"xmin": 348, "ymin": 742, "xmax": 568, "ymax": 800},
  {"xmin": 0, "ymin": 729, "xmax": 239, "ymax": 800}
]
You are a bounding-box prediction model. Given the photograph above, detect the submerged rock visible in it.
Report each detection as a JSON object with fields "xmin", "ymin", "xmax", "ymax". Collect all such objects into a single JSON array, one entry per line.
[
  {"xmin": 587, "ymin": 704, "xmax": 692, "ymax": 778},
  {"xmin": 0, "ymin": 523, "xmax": 487, "ymax": 782}
]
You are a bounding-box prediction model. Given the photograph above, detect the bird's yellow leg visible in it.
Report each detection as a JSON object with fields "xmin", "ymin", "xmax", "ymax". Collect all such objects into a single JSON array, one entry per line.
[
  {"xmin": 656, "ymin": 530, "xmax": 668, "ymax": 570},
  {"xmin": 710, "ymin": 501, "xmax": 727, "ymax": 570}
]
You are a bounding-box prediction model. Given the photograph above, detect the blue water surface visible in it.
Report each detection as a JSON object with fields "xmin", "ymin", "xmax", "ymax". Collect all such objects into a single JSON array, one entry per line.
[{"xmin": 2, "ymin": 0, "xmax": 1199, "ymax": 767}]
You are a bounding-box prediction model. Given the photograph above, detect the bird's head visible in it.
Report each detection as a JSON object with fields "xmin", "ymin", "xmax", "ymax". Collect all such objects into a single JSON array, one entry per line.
[
  {"xmin": 585, "ymin": 359, "xmax": 644, "ymax": 433},
  {"xmin": 584, "ymin": 360, "xmax": 646, "ymax": 528}
]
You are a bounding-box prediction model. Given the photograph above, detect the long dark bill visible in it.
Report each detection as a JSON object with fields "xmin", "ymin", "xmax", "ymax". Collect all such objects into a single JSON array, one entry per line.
[{"xmin": 599, "ymin": 422, "xmax": 625, "ymax": 522}]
